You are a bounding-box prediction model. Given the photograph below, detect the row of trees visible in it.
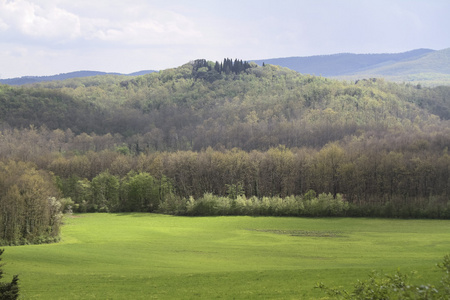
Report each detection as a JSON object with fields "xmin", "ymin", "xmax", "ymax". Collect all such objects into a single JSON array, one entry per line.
[
  {"xmin": 162, "ymin": 192, "xmax": 350, "ymax": 217},
  {"xmin": 57, "ymin": 168, "xmax": 350, "ymax": 217},
  {"xmin": 48, "ymin": 141, "xmax": 450, "ymax": 218},
  {"xmin": 192, "ymin": 58, "xmax": 253, "ymax": 76}
]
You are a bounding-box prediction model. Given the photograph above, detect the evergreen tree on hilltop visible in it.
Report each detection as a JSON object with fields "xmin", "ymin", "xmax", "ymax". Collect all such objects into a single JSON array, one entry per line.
[
  {"xmin": 0, "ymin": 249, "xmax": 19, "ymax": 300},
  {"xmin": 219, "ymin": 58, "xmax": 253, "ymax": 74},
  {"xmin": 192, "ymin": 58, "xmax": 254, "ymax": 80},
  {"xmin": 192, "ymin": 59, "xmax": 209, "ymax": 72},
  {"xmin": 214, "ymin": 61, "xmax": 221, "ymax": 73}
]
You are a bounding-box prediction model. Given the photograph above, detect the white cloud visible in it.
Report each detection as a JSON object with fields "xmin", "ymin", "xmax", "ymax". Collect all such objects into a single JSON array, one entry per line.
[
  {"xmin": 0, "ymin": 0, "xmax": 203, "ymax": 46},
  {"xmin": 0, "ymin": 0, "xmax": 81, "ymax": 40}
]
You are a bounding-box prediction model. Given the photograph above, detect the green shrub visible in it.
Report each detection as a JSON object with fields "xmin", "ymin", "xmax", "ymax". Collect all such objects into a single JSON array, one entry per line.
[
  {"xmin": 157, "ymin": 194, "xmax": 187, "ymax": 215},
  {"xmin": 317, "ymin": 254, "xmax": 450, "ymax": 299}
]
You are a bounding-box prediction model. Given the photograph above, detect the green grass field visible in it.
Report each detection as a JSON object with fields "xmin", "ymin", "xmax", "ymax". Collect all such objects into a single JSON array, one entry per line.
[{"xmin": 3, "ymin": 214, "xmax": 450, "ymax": 299}]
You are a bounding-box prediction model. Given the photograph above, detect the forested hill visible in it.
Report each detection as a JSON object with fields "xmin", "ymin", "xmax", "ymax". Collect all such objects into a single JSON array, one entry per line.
[{"xmin": 1, "ymin": 58, "xmax": 450, "ymax": 153}]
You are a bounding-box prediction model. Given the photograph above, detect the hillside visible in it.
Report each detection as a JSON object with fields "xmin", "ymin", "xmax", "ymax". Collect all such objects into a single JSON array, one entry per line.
[
  {"xmin": 253, "ymin": 48, "xmax": 450, "ymax": 85},
  {"xmin": 1, "ymin": 59, "xmax": 450, "ymax": 150}
]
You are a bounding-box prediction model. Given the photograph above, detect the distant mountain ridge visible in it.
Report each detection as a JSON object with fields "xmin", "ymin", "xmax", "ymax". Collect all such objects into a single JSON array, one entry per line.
[
  {"xmin": 252, "ymin": 49, "xmax": 435, "ymax": 76},
  {"xmin": 352, "ymin": 48, "xmax": 450, "ymax": 76},
  {"xmin": 0, "ymin": 70, "xmax": 157, "ymax": 85},
  {"xmin": 252, "ymin": 48, "xmax": 450, "ymax": 85}
]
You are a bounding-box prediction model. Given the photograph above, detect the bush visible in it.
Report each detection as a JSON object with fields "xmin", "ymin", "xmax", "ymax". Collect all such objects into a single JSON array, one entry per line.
[
  {"xmin": 302, "ymin": 193, "xmax": 348, "ymax": 217},
  {"xmin": 186, "ymin": 193, "xmax": 218, "ymax": 216},
  {"xmin": 174, "ymin": 192, "xmax": 349, "ymax": 217},
  {"xmin": 317, "ymin": 254, "xmax": 450, "ymax": 299},
  {"xmin": 157, "ymin": 194, "xmax": 187, "ymax": 215}
]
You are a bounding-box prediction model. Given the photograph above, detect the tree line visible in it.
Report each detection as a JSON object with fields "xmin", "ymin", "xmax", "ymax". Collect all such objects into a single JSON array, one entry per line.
[{"xmin": 49, "ymin": 143, "xmax": 450, "ymax": 218}]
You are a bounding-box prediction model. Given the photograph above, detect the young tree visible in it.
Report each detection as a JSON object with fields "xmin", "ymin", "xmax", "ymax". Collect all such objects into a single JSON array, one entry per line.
[
  {"xmin": 90, "ymin": 171, "xmax": 120, "ymax": 212},
  {"xmin": 314, "ymin": 143, "xmax": 346, "ymax": 198},
  {"xmin": 121, "ymin": 172, "xmax": 159, "ymax": 212}
]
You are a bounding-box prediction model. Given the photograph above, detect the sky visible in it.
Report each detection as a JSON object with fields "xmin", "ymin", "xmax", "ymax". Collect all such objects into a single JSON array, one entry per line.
[{"xmin": 1, "ymin": 0, "xmax": 449, "ymax": 79}]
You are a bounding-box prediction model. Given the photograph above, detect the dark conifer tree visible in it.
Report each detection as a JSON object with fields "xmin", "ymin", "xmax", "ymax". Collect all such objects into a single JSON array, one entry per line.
[
  {"xmin": 0, "ymin": 249, "xmax": 19, "ymax": 300},
  {"xmin": 214, "ymin": 61, "xmax": 221, "ymax": 73}
]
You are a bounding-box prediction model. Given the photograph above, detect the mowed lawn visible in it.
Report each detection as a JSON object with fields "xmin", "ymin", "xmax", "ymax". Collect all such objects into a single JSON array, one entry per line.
[{"xmin": 3, "ymin": 214, "xmax": 450, "ymax": 299}]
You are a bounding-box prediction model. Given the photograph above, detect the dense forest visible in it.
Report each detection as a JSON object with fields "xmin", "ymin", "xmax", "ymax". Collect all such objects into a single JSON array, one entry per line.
[{"xmin": 1, "ymin": 58, "xmax": 450, "ymax": 244}]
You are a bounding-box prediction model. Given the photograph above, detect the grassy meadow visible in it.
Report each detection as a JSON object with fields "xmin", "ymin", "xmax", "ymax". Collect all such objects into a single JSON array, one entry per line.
[{"xmin": 3, "ymin": 214, "xmax": 450, "ymax": 299}]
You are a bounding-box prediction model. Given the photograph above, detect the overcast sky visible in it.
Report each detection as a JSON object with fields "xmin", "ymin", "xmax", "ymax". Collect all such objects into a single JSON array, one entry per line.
[{"xmin": 1, "ymin": 0, "xmax": 449, "ymax": 78}]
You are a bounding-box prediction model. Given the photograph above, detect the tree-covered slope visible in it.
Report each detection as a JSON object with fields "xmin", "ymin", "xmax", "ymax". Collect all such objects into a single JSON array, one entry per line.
[{"xmin": 1, "ymin": 59, "xmax": 450, "ymax": 151}]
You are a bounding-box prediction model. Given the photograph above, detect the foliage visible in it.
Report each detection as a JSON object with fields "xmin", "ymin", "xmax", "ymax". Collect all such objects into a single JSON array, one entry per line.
[
  {"xmin": 90, "ymin": 171, "xmax": 120, "ymax": 212},
  {"xmin": 171, "ymin": 192, "xmax": 348, "ymax": 217},
  {"xmin": 0, "ymin": 161, "xmax": 63, "ymax": 245},
  {"xmin": 57, "ymin": 171, "xmax": 172, "ymax": 213},
  {"xmin": 317, "ymin": 254, "xmax": 450, "ymax": 300},
  {"xmin": 120, "ymin": 172, "xmax": 160, "ymax": 212},
  {"xmin": 225, "ymin": 182, "xmax": 245, "ymax": 200},
  {"xmin": 0, "ymin": 249, "xmax": 19, "ymax": 300}
]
